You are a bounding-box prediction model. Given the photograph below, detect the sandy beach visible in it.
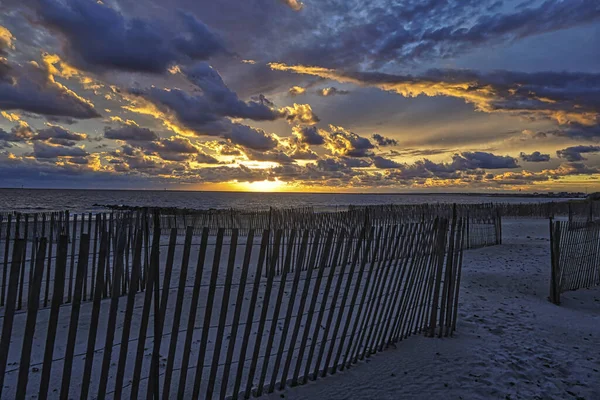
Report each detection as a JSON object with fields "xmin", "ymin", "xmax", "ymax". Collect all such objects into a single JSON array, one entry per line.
[
  {"xmin": 263, "ymin": 219, "xmax": 600, "ymax": 400},
  {"xmin": 1, "ymin": 217, "xmax": 598, "ymax": 399}
]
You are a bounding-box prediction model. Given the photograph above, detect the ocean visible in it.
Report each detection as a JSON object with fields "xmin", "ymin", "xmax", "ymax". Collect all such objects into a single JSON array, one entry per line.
[{"xmin": 0, "ymin": 188, "xmax": 574, "ymax": 214}]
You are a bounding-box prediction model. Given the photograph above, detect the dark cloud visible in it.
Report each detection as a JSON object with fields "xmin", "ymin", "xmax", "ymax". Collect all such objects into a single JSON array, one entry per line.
[
  {"xmin": 372, "ymin": 156, "xmax": 401, "ymax": 169},
  {"xmin": 33, "ymin": 126, "xmax": 87, "ymax": 145},
  {"xmin": 520, "ymin": 151, "xmax": 550, "ymax": 162},
  {"xmin": 327, "ymin": 126, "xmax": 375, "ymax": 157},
  {"xmin": 36, "ymin": 0, "xmax": 225, "ymax": 73},
  {"xmin": 372, "ymin": 133, "xmax": 398, "ymax": 147},
  {"xmin": 145, "ymin": 137, "xmax": 200, "ymax": 161},
  {"xmin": 196, "ymin": 152, "xmax": 220, "ymax": 164},
  {"xmin": 0, "ymin": 123, "xmax": 34, "ymax": 142},
  {"xmin": 293, "ymin": 125, "xmax": 325, "ymax": 145},
  {"xmin": 0, "ymin": 59, "xmax": 100, "ymax": 119},
  {"xmin": 104, "ymin": 125, "xmax": 159, "ymax": 142},
  {"xmin": 221, "ymin": 122, "xmax": 278, "ymax": 150},
  {"xmin": 244, "ymin": 149, "xmax": 295, "ymax": 164},
  {"xmin": 452, "ymin": 152, "xmax": 519, "ymax": 170},
  {"xmin": 32, "ymin": 141, "xmax": 88, "ymax": 158},
  {"xmin": 278, "ymin": 0, "xmax": 600, "ymax": 71},
  {"xmin": 182, "ymin": 63, "xmax": 282, "ymax": 121},
  {"xmin": 317, "ymin": 87, "xmax": 349, "ymax": 96},
  {"xmin": 556, "ymin": 145, "xmax": 600, "ymax": 162}
]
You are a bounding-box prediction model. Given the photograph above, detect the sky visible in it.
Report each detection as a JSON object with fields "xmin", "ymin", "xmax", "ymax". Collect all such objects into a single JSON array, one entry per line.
[{"xmin": 0, "ymin": 0, "xmax": 599, "ymax": 192}]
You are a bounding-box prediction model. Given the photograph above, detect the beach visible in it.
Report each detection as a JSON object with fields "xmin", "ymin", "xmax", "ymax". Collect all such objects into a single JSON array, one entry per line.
[
  {"xmin": 0, "ymin": 213, "xmax": 598, "ymax": 399},
  {"xmin": 264, "ymin": 218, "xmax": 600, "ymax": 400}
]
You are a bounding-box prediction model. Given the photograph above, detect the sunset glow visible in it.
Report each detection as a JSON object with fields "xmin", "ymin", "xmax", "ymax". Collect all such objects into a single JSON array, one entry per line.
[{"xmin": 0, "ymin": 0, "xmax": 598, "ymax": 192}]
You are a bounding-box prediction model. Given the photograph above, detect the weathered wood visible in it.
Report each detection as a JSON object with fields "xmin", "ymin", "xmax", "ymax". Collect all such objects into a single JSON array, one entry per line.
[
  {"xmin": 80, "ymin": 231, "xmax": 108, "ymax": 400},
  {"xmin": 293, "ymin": 229, "xmax": 334, "ymax": 385},
  {"xmin": 17, "ymin": 214, "xmax": 28, "ymax": 310},
  {"xmin": 206, "ymin": 229, "xmax": 239, "ymax": 399},
  {"xmin": 257, "ymin": 230, "xmax": 296, "ymax": 396},
  {"xmin": 113, "ymin": 229, "xmax": 143, "ymax": 400},
  {"xmin": 162, "ymin": 226, "xmax": 194, "ymax": 399},
  {"xmin": 16, "ymin": 238, "xmax": 47, "ymax": 399},
  {"xmin": 97, "ymin": 230, "xmax": 126, "ymax": 400},
  {"xmin": 220, "ymin": 229, "xmax": 255, "ymax": 398},
  {"xmin": 67, "ymin": 213, "xmax": 77, "ymax": 303},
  {"xmin": 325, "ymin": 228, "xmax": 372, "ymax": 377},
  {"xmin": 192, "ymin": 228, "xmax": 226, "ymax": 399},
  {"xmin": 313, "ymin": 228, "xmax": 357, "ymax": 380},
  {"xmin": 340, "ymin": 226, "xmax": 386, "ymax": 370},
  {"xmin": 145, "ymin": 227, "xmax": 177, "ymax": 400},
  {"xmin": 177, "ymin": 227, "xmax": 210, "ymax": 399},
  {"xmin": 0, "ymin": 239, "xmax": 25, "ymax": 397},
  {"xmin": 231, "ymin": 229, "xmax": 269, "ymax": 400},
  {"xmin": 244, "ymin": 229, "xmax": 282, "ymax": 398},
  {"xmin": 269, "ymin": 229, "xmax": 310, "ymax": 392},
  {"xmin": 130, "ymin": 216, "xmax": 161, "ymax": 400},
  {"xmin": 60, "ymin": 234, "xmax": 90, "ymax": 400},
  {"xmin": 38, "ymin": 235, "xmax": 68, "ymax": 400},
  {"xmin": 279, "ymin": 230, "xmax": 321, "ymax": 389},
  {"xmin": 303, "ymin": 229, "xmax": 345, "ymax": 382},
  {"xmin": 44, "ymin": 213, "xmax": 54, "ymax": 308}
]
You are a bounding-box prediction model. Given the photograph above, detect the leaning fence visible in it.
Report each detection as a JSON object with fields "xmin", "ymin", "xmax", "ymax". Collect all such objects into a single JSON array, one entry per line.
[
  {"xmin": 0, "ymin": 209, "xmax": 465, "ymax": 399},
  {"xmin": 0, "ymin": 204, "xmax": 500, "ymax": 311},
  {"xmin": 549, "ymin": 219, "xmax": 600, "ymax": 304}
]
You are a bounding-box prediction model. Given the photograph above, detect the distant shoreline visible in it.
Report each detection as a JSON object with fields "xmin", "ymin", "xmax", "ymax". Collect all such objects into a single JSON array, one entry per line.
[{"xmin": 0, "ymin": 187, "xmax": 586, "ymax": 199}]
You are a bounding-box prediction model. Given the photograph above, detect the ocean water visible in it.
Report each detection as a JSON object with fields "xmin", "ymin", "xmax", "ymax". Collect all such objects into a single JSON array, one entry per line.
[{"xmin": 0, "ymin": 188, "xmax": 574, "ymax": 214}]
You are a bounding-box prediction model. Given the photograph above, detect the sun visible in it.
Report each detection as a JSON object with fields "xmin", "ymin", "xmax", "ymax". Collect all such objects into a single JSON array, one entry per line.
[{"xmin": 238, "ymin": 179, "xmax": 286, "ymax": 192}]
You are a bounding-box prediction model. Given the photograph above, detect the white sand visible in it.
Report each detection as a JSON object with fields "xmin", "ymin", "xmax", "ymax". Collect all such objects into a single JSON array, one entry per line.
[{"xmin": 264, "ymin": 219, "xmax": 600, "ymax": 400}]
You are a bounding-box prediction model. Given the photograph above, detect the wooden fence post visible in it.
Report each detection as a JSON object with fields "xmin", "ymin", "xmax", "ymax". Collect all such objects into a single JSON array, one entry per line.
[
  {"xmin": 38, "ymin": 235, "xmax": 69, "ymax": 399},
  {"xmin": 16, "ymin": 238, "xmax": 47, "ymax": 399},
  {"xmin": 549, "ymin": 219, "xmax": 561, "ymax": 305},
  {"xmin": 60, "ymin": 234, "xmax": 90, "ymax": 399},
  {"xmin": 0, "ymin": 238, "xmax": 25, "ymax": 397}
]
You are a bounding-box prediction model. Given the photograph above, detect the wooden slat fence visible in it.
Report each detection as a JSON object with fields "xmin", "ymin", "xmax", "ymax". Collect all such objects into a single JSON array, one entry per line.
[
  {"xmin": 549, "ymin": 219, "xmax": 600, "ymax": 304},
  {"xmin": 0, "ymin": 211, "xmax": 465, "ymax": 399}
]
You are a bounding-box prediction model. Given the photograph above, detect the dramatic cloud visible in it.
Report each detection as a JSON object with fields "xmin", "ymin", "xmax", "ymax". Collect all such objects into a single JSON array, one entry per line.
[
  {"xmin": 372, "ymin": 133, "xmax": 398, "ymax": 147},
  {"xmin": 104, "ymin": 125, "xmax": 159, "ymax": 142},
  {"xmin": 130, "ymin": 63, "xmax": 305, "ymax": 150},
  {"xmin": 32, "ymin": 141, "xmax": 88, "ymax": 158},
  {"xmin": 277, "ymin": 0, "xmax": 600, "ymax": 70},
  {"xmin": 281, "ymin": 103, "xmax": 319, "ymax": 125},
  {"xmin": 372, "ymin": 156, "xmax": 402, "ymax": 169},
  {"xmin": 326, "ymin": 125, "xmax": 375, "ymax": 158},
  {"xmin": 0, "ymin": 59, "xmax": 100, "ymax": 119},
  {"xmin": 269, "ymin": 63, "xmax": 600, "ymax": 137},
  {"xmin": 317, "ymin": 87, "xmax": 349, "ymax": 96},
  {"xmin": 452, "ymin": 152, "xmax": 519, "ymax": 170},
  {"xmin": 293, "ymin": 125, "xmax": 325, "ymax": 145},
  {"xmin": 520, "ymin": 151, "xmax": 551, "ymax": 163},
  {"xmin": 36, "ymin": 0, "xmax": 224, "ymax": 73},
  {"xmin": 556, "ymin": 145, "xmax": 600, "ymax": 162}
]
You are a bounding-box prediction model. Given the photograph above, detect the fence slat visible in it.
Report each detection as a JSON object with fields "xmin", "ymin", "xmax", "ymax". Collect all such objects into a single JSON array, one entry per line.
[
  {"xmin": 0, "ymin": 238, "xmax": 25, "ymax": 397},
  {"xmin": 192, "ymin": 228, "xmax": 226, "ymax": 399},
  {"xmin": 60, "ymin": 234, "xmax": 90, "ymax": 399},
  {"xmin": 38, "ymin": 234, "xmax": 68, "ymax": 400},
  {"xmin": 80, "ymin": 231, "xmax": 109, "ymax": 400},
  {"xmin": 177, "ymin": 227, "xmax": 210, "ymax": 399}
]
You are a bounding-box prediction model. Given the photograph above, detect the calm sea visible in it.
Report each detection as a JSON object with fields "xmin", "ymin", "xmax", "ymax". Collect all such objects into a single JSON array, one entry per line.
[{"xmin": 0, "ymin": 188, "xmax": 575, "ymax": 214}]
